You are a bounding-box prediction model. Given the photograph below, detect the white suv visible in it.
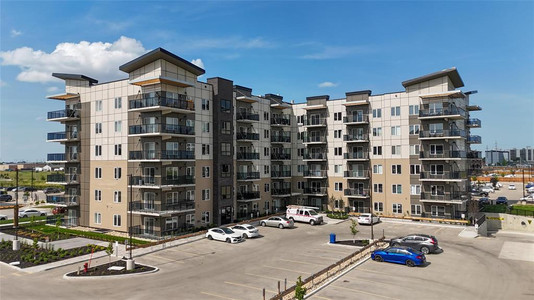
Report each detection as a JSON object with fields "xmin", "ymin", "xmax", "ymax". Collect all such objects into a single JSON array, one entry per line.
[{"xmin": 286, "ymin": 206, "xmax": 323, "ymax": 225}]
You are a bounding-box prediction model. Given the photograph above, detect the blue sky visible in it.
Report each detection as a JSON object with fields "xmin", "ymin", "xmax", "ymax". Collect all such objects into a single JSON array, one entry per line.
[{"xmin": 1, "ymin": 1, "xmax": 533, "ymax": 162}]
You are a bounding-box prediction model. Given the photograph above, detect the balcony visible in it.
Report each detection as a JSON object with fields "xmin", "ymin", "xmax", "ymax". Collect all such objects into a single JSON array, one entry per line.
[
  {"xmin": 236, "ymin": 113, "xmax": 260, "ymax": 122},
  {"xmin": 237, "ymin": 191, "xmax": 261, "ymax": 202},
  {"xmin": 344, "ymin": 188, "xmax": 370, "ymax": 198},
  {"xmin": 271, "ymin": 171, "xmax": 291, "ymax": 178},
  {"xmin": 46, "ymin": 195, "xmax": 79, "ymax": 206},
  {"xmin": 343, "ymin": 134, "xmax": 369, "ymax": 143},
  {"xmin": 236, "ymin": 132, "xmax": 260, "ymax": 141},
  {"xmin": 129, "ymin": 176, "xmax": 195, "ymax": 188},
  {"xmin": 129, "ymin": 95, "xmax": 194, "ymax": 113},
  {"xmin": 130, "ymin": 201, "xmax": 195, "ymax": 215},
  {"xmin": 303, "ymin": 187, "xmax": 327, "ymax": 196},
  {"xmin": 343, "ymin": 115, "xmax": 369, "ymax": 124},
  {"xmin": 46, "ymin": 174, "xmax": 79, "ymax": 185},
  {"xmin": 420, "ymin": 171, "xmax": 467, "ymax": 181},
  {"xmin": 467, "ymin": 118, "xmax": 481, "ymax": 128},
  {"xmin": 419, "ymin": 150, "xmax": 466, "ymax": 160},
  {"xmin": 303, "ymin": 152, "xmax": 327, "ymax": 161},
  {"xmin": 129, "ymin": 150, "xmax": 194, "ymax": 161},
  {"xmin": 271, "ymin": 134, "xmax": 291, "ymax": 143},
  {"xmin": 47, "ymin": 153, "xmax": 66, "ymax": 162},
  {"xmin": 47, "ymin": 109, "xmax": 80, "ymax": 121},
  {"xmin": 271, "ymin": 151, "xmax": 291, "ymax": 160},
  {"xmin": 344, "ymin": 170, "xmax": 369, "ymax": 179},
  {"xmin": 303, "ymin": 135, "xmax": 327, "ymax": 144},
  {"xmin": 129, "ymin": 124, "xmax": 195, "ymax": 137},
  {"xmin": 303, "ymin": 170, "xmax": 327, "ymax": 178},
  {"xmin": 344, "ymin": 152, "xmax": 369, "ymax": 160},
  {"xmin": 418, "ymin": 107, "xmax": 466, "ymax": 119},
  {"xmin": 466, "ymin": 104, "xmax": 482, "ymax": 111},
  {"xmin": 47, "ymin": 131, "xmax": 79, "ymax": 143},
  {"xmin": 467, "ymin": 135, "xmax": 482, "ymax": 144},
  {"xmin": 420, "ymin": 192, "xmax": 467, "ymax": 204},
  {"xmin": 237, "ymin": 152, "xmax": 260, "ymax": 160},
  {"xmin": 271, "ymin": 188, "xmax": 292, "ymax": 196},
  {"xmin": 419, "ymin": 129, "xmax": 466, "ymax": 139},
  {"xmin": 237, "ymin": 172, "xmax": 260, "ymax": 181},
  {"xmin": 467, "ymin": 151, "xmax": 482, "ymax": 159},
  {"xmin": 271, "ymin": 116, "xmax": 291, "ymax": 126},
  {"xmin": 303, "ymin": 118, "xmax": 327, "ymax": 127}
]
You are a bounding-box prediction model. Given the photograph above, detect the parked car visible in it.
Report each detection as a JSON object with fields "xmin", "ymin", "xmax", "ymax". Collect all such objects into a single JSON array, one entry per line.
[
  {"xmin": 478, "ymin": 197, "xmax": 490, "ymax": 206},
  {"xmin": 260, "ymin": 216, "xmax": 294, "ymax": 229},
  {"xmin": 286, "ymin": 206, "xmax": 323, "ymax": 225},
  {"xmin": 508, "ymin": 184, "xmax": 516, "ymax": 190},
  {"xmin": 525, "ymin": 182, "xmax": 534, "ymax": 189},
  {"xmin": 44, "ymin": 187, "xmax": 61, "ymax": 194},
  {"xmin": 496, "ymin": 196, "xmax": 508, "ymax": 205},
  {"xmin": 18, "ymin": 209, "xmax": 47, "ymax": 218},
  {"xmin": 371, "ymin": 246, "xmax": 426, "ymax": 267},
  {"xmin": 52, "ymin": 207, "xmax": 66, "ymax": 215},
  {"xmin": 389, "ymin": 234, "xmax": 439, "ymax": 254},
  {"xmin": 6, "ymin": 187, "xmax": 16, "ymax": 191},
  {"xmin": 527, "ymin": 187, "xmax": 534, "ymax": 193},
  {"xmin": 205, "ymin": 227, "xmax": 244, "ymax": 243},
  {"xmin": 471, "ymin": 188, "xmax": 488, "ymax": 197},
  {"xmin": 0, "ymin": 194, "xmax": 13, "ymax": 202},
  {"xmin": 480, "ymin": 186, "xmax": 495, "ymax": 194},
  {"xmin": 231, "ymin": 224, "xmax": 259, "ymax": 239},
  {"xmin": 357, "ymin": 213, "xmax": 380, "ymax": 225},
  {"xmin": 520, "ymin": 194, "xmax": 534, "ymax": 202},
  {"xmin": 0, "ymin": 214, "xmax": 7, "ymax": 221},
  {"xmin": 24, "ymin": 187, "xmax": 37, "ymax": 192}
]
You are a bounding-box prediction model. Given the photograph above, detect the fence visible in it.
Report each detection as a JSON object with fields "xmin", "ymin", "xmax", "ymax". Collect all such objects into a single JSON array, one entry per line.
[{"xmin": 269, "ymin": 238, "xmax": 387, "ymax": 300}]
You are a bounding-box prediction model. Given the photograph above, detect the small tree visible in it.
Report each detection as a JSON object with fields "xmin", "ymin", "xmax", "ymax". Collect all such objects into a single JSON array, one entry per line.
[
  {"xmin": 105, "ymin": 242, "xmax": 114, "ymax": 263},
  {"xmin": 295, "ymin": 276, "xmax": 307, "ymax": 300},
  {"xmin": 350, "ymin": 219, "xmax": 359, "ymax": 243},
  {"xmin": 328, "ymin": 195, "xmax": 336, "ymax": 212},
  {"xmin": 490, "ymin": 176, "xmax": 499, "ymax": 188}
]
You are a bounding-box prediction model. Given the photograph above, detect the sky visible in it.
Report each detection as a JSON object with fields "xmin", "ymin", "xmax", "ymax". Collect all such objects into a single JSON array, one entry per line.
[{"xmin": 1, "ymin": 1, "xmax": 533, "ymax": 162}]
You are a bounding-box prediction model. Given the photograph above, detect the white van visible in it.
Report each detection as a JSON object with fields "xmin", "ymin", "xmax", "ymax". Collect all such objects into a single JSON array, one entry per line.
[{"xmin": 286, "ymin": 206, "xmax": 323, "ymax": 225}]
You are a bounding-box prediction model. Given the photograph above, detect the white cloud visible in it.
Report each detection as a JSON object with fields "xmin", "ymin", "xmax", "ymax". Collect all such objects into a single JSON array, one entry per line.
[
  {"xmin": 190, "ymin": 58, "xmax": 204, "ymax": 69},
  {"xmin": 46, "ymin": 86, "xmax": 59, "ymax": 93},
  {"xmin": 318, "ymin": 81, "xmax": 338, "ymax": 88},
  {"xmin": 10, "ymin": 29, "xmax": 22, "ymax": 37},
  {"xmin": 301, "ymin": 45, "xmax": 369, "ymax": 60},
  {"xmin": 184, "ymin": 36, "xmax": 274, "ymax": 50},
  {"xmin": 0, "ymin": 36, "xmax": 146, "ymax": 83}
]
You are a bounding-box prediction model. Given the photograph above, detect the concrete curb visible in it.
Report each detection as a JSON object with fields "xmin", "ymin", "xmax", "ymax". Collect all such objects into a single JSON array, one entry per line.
[{"xmin": 63, "ymin": 264, "xmax": 159, "ymax": 280}]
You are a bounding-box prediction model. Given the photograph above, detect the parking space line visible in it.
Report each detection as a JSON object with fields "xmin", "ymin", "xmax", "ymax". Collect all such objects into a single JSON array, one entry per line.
[
  {"xmin": 311, "ymin": 248, "xmax": 352, "ymax": 254},
  {"xmin": 297, "ymin": 253, "xmax": 340, "ymax": 261},
  {"xmin": 279, "ymin": 258, "xmax": 325, "ymax": 267},
  {"xmin": 339, "ymin": 275, "xmax": 397, "ymax": 286},
  {"xmin": 245, "ymin": 272, "xmax": 284, "ymax": 281},
  {"xmin": 200, "ymin": 291, "xmax": 242, "ymax": 300},
  {"xmin": 224, "ymin": 281, "xmax": 276, "ymax": 294},
  {"xmin": 433, "ymin": 227, "xmax": 445, "ymax": 235},
  {"xmin": 311, "ymin": 295, "xmax": 332, "ymax": 300},
  {"xmin": 331, "ymin": 285, "xmax": 400, "ymax": 300},
  {"xmin": 352, "ymin": 268, "xmax": 398, "ymax": 276},
  {"xmin": 151, "ymin": 254, "xmax": 185, "ymax": 263},
  {"xmin": 263, "ymin": 265, "xmax": 312, "ymax": 275}
]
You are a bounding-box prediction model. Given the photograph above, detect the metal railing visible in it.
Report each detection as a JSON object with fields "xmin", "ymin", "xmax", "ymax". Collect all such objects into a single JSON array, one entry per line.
[
  {"xmin": 47, "ymin": 109, "xmax": 79, "ymax": 120},
  {"xmin": 419, "ymin": 129, "xmax": 466, "ymax": 138},
  {"xmin": 420, "ymin": 171, "xmax": 466, "ymax": 180},
  {"xmin": 236, "ymin": 172, "xmax": 260, "ymax": 180},
  {"xmin": 271, "ymin": 152, "xmax": 291, "ymax": 160},
  {"xmin": 303, "ymin": 152, "xmax": 327, "ymax": 160},
  {"xmin": 129, "ymin": 176, "xmax": 195, "ymax": 186},
  {"xmin": 236, "ymin": 132, "xmax": 260, "ymax": 140},
  {"xmin": 420, "ymin": 192, "xmax": 465, "ymax": 201},
  {"xmin": 129, "ymin": 95, "xmax": 194, "ymax": 111},
  {"xmin": 46, "ymin": 216, "xmax": 78, "ymax": 228},
  {"xmin": 236, "ymin": 112, "xmax": 260, "ymax": 121},
  {"xmin": 303, "ymin": 170, "xmax": 327, "ymax": 177},
  {"xmin": 303, "ymin": 135, "xmax": 327, "ymax": 143},
  {"xmin": 343, "ymin": 115, "xmax": 369, "ymax": 123},
  {"xmin": 344, "ymin": 152, "xmax": 369, "ymax": 160},
  {"xmin": 468, "ymin": 135, "xmax": 482, "ymax": 143},
  {"xmin": 467, "ymin": 151, "xmax": 482, "ymax": 159},
  {"xmin": 344, "ymin": 188, "xmax": 370, "ymax": 197},
  {"xmin": 130, "ymin": 201, "xmax": 195, "ymax": 213},
  {"xmin": 129, "ymin": 124, "xmax": 195, "ymax": 135},
  {"xmin": 303, "ymin": 118, "xmax": 327, "ymax": 126},
  {"xmin": 303, "ymin": 187, "xmax": 327, "ymax": 194},
  {"xmin": 47, "ymin": 132, "xmax": 66, "ymax": 141},
  {"xmin": 128, "ymin": 150, "xmax": 195, "ymax": 160},
  {"xmin": 271, "ymin": 188, "xmax": 292, "ymax": 196},
  {"xmin": 419, "ymin": 150, "xmax": 466, "ymax": 159},
  {"xmin": 271, "ymin": 116, "xmax": 291, "ymax": 126},
  {"xmin": 467, "ymin": 118, "xmax": 481, "ymax": 127},
  {"xmin": 47, "ymin": 153, "xmax": 65, "ymax": 161},
  {"xmin": 419, "ymin": 107, "xmax": 466, "ymax": 118},
  {"xmin": 237, "ymin": 152, "xmax": 260, "ymax": 160},
  {"xmin": 271, "ymin": 134, "xmax": 291, "ymax": 143},
  {"xmin": 46, "ymin": 195, "xmax": 79, "ymax": 206},
  {"xmin": 271, "ymin": 171, "xmax": 291, "ymax": 178},
  {"xmin": 343, "ymin": 134, "xmax": 369, "ymax": 142},
  {"xmin": 344, "ymin": 170, "xmax": 368, "ymax": 178},
  {"xmin": 237, "ymin": 191, "xmax": 261, "ymax": 200}
]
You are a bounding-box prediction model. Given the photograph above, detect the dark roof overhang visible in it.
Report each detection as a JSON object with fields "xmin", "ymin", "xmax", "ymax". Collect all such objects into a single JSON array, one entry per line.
[
  {"xmin": 119, "ymin": 48, "xmax": 205, "ymax": 76},
  {"xmin": 402, "ymin": 67, "xmax": 464, "ymax": 89}
]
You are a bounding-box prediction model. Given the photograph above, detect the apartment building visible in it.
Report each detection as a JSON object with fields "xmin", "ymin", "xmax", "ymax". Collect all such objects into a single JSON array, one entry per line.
[{"xmin": 45, "ymin": 47, "xmax": 482, "ymax": 239}]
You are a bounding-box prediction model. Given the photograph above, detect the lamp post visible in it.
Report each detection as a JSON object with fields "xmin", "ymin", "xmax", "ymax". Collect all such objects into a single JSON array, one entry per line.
[
  {"xmin": 126, "ymin": 174, "xmax": 134, "ymax": 270},
  {"xmin": 13, "ymin": 168, "xmax": 20, "ymax": 250}
]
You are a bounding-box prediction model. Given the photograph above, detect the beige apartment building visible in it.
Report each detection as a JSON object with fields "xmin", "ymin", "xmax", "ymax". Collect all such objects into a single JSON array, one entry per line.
[{"xmin": 45, "ymin": 48, "xmax": 482, "ymax": 239}]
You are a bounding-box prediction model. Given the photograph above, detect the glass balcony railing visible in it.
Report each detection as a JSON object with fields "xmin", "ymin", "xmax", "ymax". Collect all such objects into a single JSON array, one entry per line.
[
  {"xmin": 271, "ymin": 188, "xmax": 292, "ymax": 196},
  {"xmin": 303, "ymin": 170, "xmax": 327, "ymax": 177},
  {"xmin": 46, "ymin": 195, "xmax": 79, "ymax": 206},
  {"xmin": 237, "ymin": 152, "xmax": 260, "ymax": 160},
  {"xmin": 271, "ymin": 134, "xmax": 291, "ymax": 143},
  {"xmin": 344, "ymin": 170, "xmax": 368, "ymax": 178},
  {"xmin": 130, "ymin": 201, "xmax": 195, "ymax": 213},
  {"xmin": 271, "ymin": 151, "xmax": 291, "ymax": 160},
  {"xmin": 236, "ymin": 172, "xmax": 260, "ymax": 180},
  {"xmin": 304, "ymin": 118, "xmax": 327, "ymax": 126},
  {"xmin": 420, "ymin": 192, "xmax": 466, "ymax": 202},
  {"xmin": 47, "ymin": 109, "xmax": 79, "ymax": 120},
  {"xmin": 303, "ymin": 152, "xmax": 327, "ymax": 160},
  {"xmin": 419, "ymin": 150, "xmax": 466, "ymax": 159},
  {"xmin": 303, "ymin": 187, "xmax": 327, "ymax": 195},
  {"xmin": 237, "ymin": 191, "xmax": 261, "ymax": 200},
  {"xmin": 420, "ymin": 171, "xmax": 467, "ymax": 180},
  {"xmin": 129, "ymin": 150, "xmax": 195, "ymax": 160},
  {"xmin": 129, "ymin": 176, "xmax": 195, "ymax": 186},
  {"xmin": 236, "ymin": 113, "xmax": 260, "ymax": 122},
  {"xmin": 344, "ymin": 152, "xmax": 369, "ymax": 160},
  {"xmin": 236, "ymin": 132, "xmax": 260, "ymax": 141},
  {"xmin": 344, "ymin": 188, "xmax": 370, "ymax": 197},
  {"xmin": 419, "ymin": 107, "xmax": 466, "ymax": 118},
  {"xmin": 343, "ymin": 115, "xmax": 369, "ymax": 123},
  {"xmin": 271, "ymin": 171, "xmax": 291, "ymax": 178},
  {"xmin": 467, "ymin": 118, "xmax": 481, "ymax": 128},
  {"xmin": 467, "ymin": 135, "xmax": 482, "ymax": 144},
  {"xmin": 47, "ymin": 153, "xmax": 65, "ymax": 161},
  {"xmin": 303, "ymin": 135, "xmax": 327, "ymax": 143},
  {"xmin": 419, "ymin": 129, "xmax": 466, "ymax": 138},
  {"xmin": 129, "ymin": 95, "xmax": 194, "ymax": 111},
  {"xmin": 271, "ymin": 116, "xmax": 291, "ymax": 126},
  {"xmin": 129, "ymin": 124, "xmax": 195, "ymax": 135},
  {"xmin": 343, "ymin": 134, "xmax": 369, "ymax": 142}
]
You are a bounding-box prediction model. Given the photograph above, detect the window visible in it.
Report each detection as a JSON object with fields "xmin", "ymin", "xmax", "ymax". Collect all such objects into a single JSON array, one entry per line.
[
  {"xmin": 202, "ymin": 189, "xmax": 210, "ymax": 201},
  {"xmin": 391, "ymin": 106, "xmax": 401, "ymax": 116},
  {"xmin": 297, "ymin": 115, "xmax": 303, "ymax": 124},
  {"xmin": 391, "ymin": 145, "xmax": 401, "ymax": 155},
  {"xmin": 373, "ymin": 183, "xmax": 383, "ymax": 193},
  {"xmin": 334, "ymin": 182, "xmax": 343, "ymax": 191},
  {"xmin": 297, "ymin": 165, "xmax": 304, "ymax": 173},
  {"xmin": 221, "ymin": 164, "xmax": 230, "ymax": 177},
  {"xmin": 431, "ymin": 205, "xmax": 445, "ymax": 217},
  {"xmin": 334, "ymin": 165, "xmax": 342, "ymax": 173},
  {"xmin": 373, "ymin": 127, "xmax": 382, "ymax": 137},
  {"xmin": 392, "ymin": 203, "xmax": 402, "ymax": 214},
  {"xmin": 114, "ymin": 97, "xmax": 122, "ymax": 109},
  {"xmin": 264, "ymin": 183, "xmax": 270, "ymax": 192},
  {"xmin": 334, "ymin": 112, "xmax": 342, "ymax": 121},
  {"xmin": 220, "ymin": 99, "xmax": 231, "ymax": 112},
  {"xmin": 95, "ymin": 100, "xmax": 102, "ymax": 112},
  {"xmin": 202, "ymin": 99, "xmax": 209, "ymax": 110},
  {"xmin": 297, "ymin": 181, "xmax": 305, "ymax": 189},
  {"xmin": 202, "ymin": 211, "xmax": 210, "ymax": 224},
  {"xmin": 221, "ymin": 186, "xmax": 231, "ymax": 200},
  {"xmin": 410, "ymin": 164, "xmax": 421, "ymax": 175},
  {"xmin": 429, "ymin": 102, "xmax": 443, "ymax": 114},
  {"xmin": 94, "ymin": 190, "xmax": 102, "ymax": 201},
  {"xmin": 114, "ymin": 144, "xmax": 122, "ymax": 156},
  {"xmin": 95, "ymin": 167, "xmax": 102, "ymax": 179},
  {"xmin": 392, "ymin": 165, "xmax": 401, "ymax": 174},
  {"xmin": 186, "ymin": 214, "xmax": 195, "ymax": 225},
  {"xmin": 221, "ymin": 121, "xmax": 231, "ymax": 134},
  {"xmin": 264, "ymin": 147, "xmax": 270, "ymax": 157},
  {"xmin": 94, "ymin": 213, "xmax": 102, "ymax": 224},
  {"xmin": 373, "ymin": 164, "xmax": 383, "ymax": 174},
  {"xmin": 221, "ymin": 143, "xmax": 231, "ymax": 156},
  {"xmin": 374, "ymin": 202, "xmax": 383, "ymax": 212},
  {"xmin": 264, "ymin": 165, "xmax": 270, "ymax": 174},
  {"xmin": 114, "ymin": 167, "xmax": 122, "ymax": 179},
  {"xmin": 373, "ymin": 146, "xmax": 382, "ymax": 155},
  {"xmin": 202, "ymin": 122, "xmax": 210, "ymax": 133},
  {"xmin": 114, "ymin": 191, "xmax": 121, "ymax": 203},
  {"xmin": 114, "ymin": 121, "xmax": 122, "ymax": 133},
  {"xmin": 430, "ymin": 144, "xmax": 444, "ymax": 155},
  {"xmin": 410, "ymin": 185, "xmax": 421, "ymax": 195},
  {"xmin": 429, "ymin": 123, "xmax": 443, "ymax": 134},
  {"xmin": 95, "ymin": 123, "xmax": 102, "ymax": 134},
  {"xmin": 335, "ymin": 147, "xmax": 342, "ymax": 156},
  {"xmin": 431, "ymin": 185, "xmax": 445, "ymax": 196},
  {"xmin": 411, "ymin": 204, "xmax": 422, "ymax": 215},
  {"xmin": 409, "ymin": 125, "xmax": 420, "ymax": 135},
  {"xmin": 264, "ymin": 112, "xmax": 269, "ymax": 120},
  {"xmin": 264, "ymin": 129, "xmax": 269, "ymax": 139},
  {"xmin": 390, "ymin": 126, "xmax": 401, "ymax": 136},
  {"xmin": 95, "ymin": 145, "xmax": 102, "ymax": 156},
  {"xmin": 392, "ymin": 184, "xmax": 402, "ymax": 194},
  {"xmin": 372, "ymin": 109, "xmax": 382, "ymax": 118},
  {"xmin": 334, "ymin": 130, "xmax": 342, "ymax": 138},
  {"xmin": 409, "ymin": 105, "xmax": 419, "ymax": 115},
  {"xmin": 113, "ymin": 214, "xmax": 121, "ymax": 227},
  {"xmin": 410, "ymin": 144, "xmax": 420, "ymax": 155},
  {"xmin": 430, "ymin": 164, "xmax": 444, "ymax": 175},
  {"xmin": 202, "ymin": 144, "xmax": 210, "ymax": 155},
  {"xmin": 202, "ymin": 166, "xmax": 210, "ymax": 178}
]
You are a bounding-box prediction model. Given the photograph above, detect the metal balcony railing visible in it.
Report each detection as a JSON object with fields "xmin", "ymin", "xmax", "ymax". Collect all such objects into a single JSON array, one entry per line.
[
  {"xmin": 237, "ymin": 152, "xmax": 260, "ymax": 160},
  {"xmin": 236, "ymin": 132, "xmax": 260, "ymax": 140},
  {"xmin": 129, "ymin": 124, "xmax": 195, "ymax": 135},
  {"xmin": 420, "ymin": 192, "xmax": 466, "ymax": 202},
  {"xmin": 303, "ymin": 135, "xmax": 327, "ymax": 143},
  {"xmin": 47, "ymin": 109, "xmax": 79, "ymax": 120},
  {"xmin": 47, "ymin": 153, "xmax": 65, "ymax": 161},
  {"xmin": 271, "ymin": 188, "xmax": 292, "ymax": 196},
  {"xmin": 344, "ymin": 152, "xmax": 369, "ymax": 160},
  {"xmin": 271, "ymin": 171, "xmax": 291, "ymax": 178},
  {"xmin": 467, "ymin": 151, "xmax": 482, "ymax": 159},
  {"xmin": 344, "ymin": 188, "xmax": 370, "ymax": 197},
  {"xmin": 303, "ymin": 187, "xmax": 327, "ymax": 194},
  {"xmin": 304, "ymin": 118, "xmax": 327, "ymax": 126},
  {"xmin": 343, "ymin": 115, "xmax": 369, "ymax": 123},
  {"xmin": 130, "ymin": 176, "xmax": 195, "ymax": 186},
  {"xmin": 271, "ymin": 116, "xmax": 291, "ymax": 126},
  {"xmin": 419, "ymin": 107, "xmax": 466, "ymax": 118},
  {"xmin": 271, "ymin": 134, "xmax": 291, "ymax": 143},
  {"xmin": 46, "ymin": 195, "xmax": 79, "ymax": 206},
  {"xmin": 130, "ymin": 201, "xmax": 195, "ymax": 213},
  {"xmin": 420, "ymin": 171, "xmax": 466, "ymax": 180},
  {"xmin": 467, "ymin": 135, "xmax": 482, "ymax": 144},
  {"xmin": 467, "ymin": 118, "xmax": 481, "ymax": 127},
  {"xmin": 419, "ymin": 150, "xmax": 466, "ymax": 159},
  {"xmin": 237, "ymin": 191, "xmax": 261, "ymax": 200},
  {"xmin": 303, "ymin": 152, "xmax": 327, "ymax": 160},
  {"xmin": 47, "ymin": 132, "xmax": 66, "ymax": 141},
  {"xmin": 344, "ymin": 170, "xmax": 369, "ymax": 178},
  {"xmin": 303, "ymin": 170, "xmax": 327, "ymax": 177},
  {"xmin": 343, "ymin": 134, "xmax": 369, "ymax": 142},
  {"xmin": 419, "ymin": 129, "xmax": 466, "ymax": 138},
  {"xmin": 47, "ymin": 174, "xmax": 65, "ymax": 183},
  {"xmin": 271, "ymin": 152, "xmax": 291, "ymax": 160},
  {"xmin": 236, "ymin": 172, "xmax": 260, "ymax": 180},
  {"xmin": 129, "ymin": 150, "xmax": 195, "ymax": 160},
  {"xmin": 236, "ymin": 113, "xmax": 260, "ymax": 122},
  {"xmin": 129, "ymin": 95, "xmax": 194, "ymax": 111}
]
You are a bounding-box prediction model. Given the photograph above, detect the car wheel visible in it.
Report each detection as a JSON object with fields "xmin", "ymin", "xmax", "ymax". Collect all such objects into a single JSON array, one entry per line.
[
  {"xmin": 310, "ymin": 219, "xmax": 315, "ymax": 225},
  {"xmin": 242, "ymin": 233, "xmax": 247, "ymax": 239},
  {"xmin": 226, "ymin": 238, "xmax": 231, "ymax": 243},
  {"xmin": 261, "ymin": 222, "xmax": 266, "ymax": 227},
  {"xmin": 374, "ymin": 255, "xmax": 383, "ymax": 262},
  {"xmin": 406, "ymin": 260, "xmax": 415, "ymax": 267},
  {"xmin": 278, "ymin": 224, "xmax": 284, "ymax": 229},
  {"xmin": 22, "ymin": 215, "xmax": 28, "ymax": 218},
  {"xmin": 0, "ymin": 217, "xmax": 5, "ymax": 220},
  {"xmin": 40, "ymin": 213, "xmax": 46, "ymax": 216},
  {"xmin": 420, "ymin": 246, "xmax": 430, "ymax": 254},
  {"xmin": 207, "ymin": 235, "xmax": 213, "ymax": 240}
]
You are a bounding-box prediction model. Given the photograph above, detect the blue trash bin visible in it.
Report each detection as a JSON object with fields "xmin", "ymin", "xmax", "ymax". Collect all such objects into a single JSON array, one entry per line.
[{"xmin": 330, "ymin": 233, "xmax": 336, "ymax": 244}]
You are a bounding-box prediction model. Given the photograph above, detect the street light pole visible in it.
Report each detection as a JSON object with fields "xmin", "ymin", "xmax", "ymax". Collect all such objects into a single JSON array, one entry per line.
[
  {"xmin": 13, "ymin": 168, "xmax": 20, "ymax": 250},
  {"xmin": 129, "ymin": 174, "xmax": 133, "ymax": 260}
]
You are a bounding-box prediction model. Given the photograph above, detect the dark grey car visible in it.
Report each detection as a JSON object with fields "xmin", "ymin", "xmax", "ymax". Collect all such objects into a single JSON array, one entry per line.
[
  {"xmin": 390, "ymin": 234, "xmax": 439, "ymax": 254},
  {"xmin": 0, "ymin": 194, "xmax": 12, "ymax": 202}
]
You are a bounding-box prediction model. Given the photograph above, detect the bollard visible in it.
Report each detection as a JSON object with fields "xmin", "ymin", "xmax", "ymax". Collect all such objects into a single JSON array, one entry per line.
[
  {"xmin": 278, "ymin": 281, "xmax": 280, "ymax": 294},
  {"xmin": 262, "ymin": 288, "xmax": 265, "ymax": 300},
  {"xmin": 77, "ymin": 266, "xmax": 80, "ymax": 275},
  {"xmin": 284, "ymin": 278, "xmax": 287, "ymax": 290}
]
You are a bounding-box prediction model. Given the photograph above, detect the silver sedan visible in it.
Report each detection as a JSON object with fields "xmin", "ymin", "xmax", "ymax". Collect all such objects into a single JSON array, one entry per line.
[{"xmin": 260, "ymin": 216, "xmax": 294, "ymax": 229}]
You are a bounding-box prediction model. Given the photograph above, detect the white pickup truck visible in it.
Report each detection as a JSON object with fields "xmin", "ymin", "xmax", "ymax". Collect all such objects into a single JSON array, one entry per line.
[{"xmin": 286, "ymin": 206, "xmax": 323, "ymax": 225}]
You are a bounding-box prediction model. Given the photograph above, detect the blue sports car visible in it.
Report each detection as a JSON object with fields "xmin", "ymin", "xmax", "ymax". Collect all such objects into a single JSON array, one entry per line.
[{"xmin": 371, "ymin": 246, "xmax": 426, "ymax": 267}]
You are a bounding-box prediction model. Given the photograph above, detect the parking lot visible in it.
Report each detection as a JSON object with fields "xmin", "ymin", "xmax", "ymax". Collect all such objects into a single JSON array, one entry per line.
[{"xmin": 1, "ymin": 217, "xmax": 533, "ymax": 300}]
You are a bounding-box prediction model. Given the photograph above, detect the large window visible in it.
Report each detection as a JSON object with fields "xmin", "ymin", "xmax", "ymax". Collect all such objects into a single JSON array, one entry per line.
[
  {"xmin": 221, "ymin": 143, "xmax": 231, "ymax": 156},
  {"xmin": 391, "ymin": 106, "xmax": 401, "ymax": 116},
  {"xmin": 391, "ymin": 126, "xmax": 401, "ymax": 136},
  {"xmin": 392, "ymin": 203, "xmax": 402, "ymax": 214},
  {"xmin": 430, "ymin": 144, "xmax": 444, "ymax": 155},
  {"xmin": 410, "ymin": 164, "xmax": 421, "ymax": 175},
  {"xmin": 409, "ymin": 105, "xmax": 419, "ymax": 115},
  {"xmin": 221, "ymin": 121, "xmax": 231, "ymax": 134},
  {"xmin": 372, "ymin": 108, "xmax": 382, "ymax": 118},
  {"xmin": 409, "ymin": 125, "xmax": 420, "ymax": 135},
  {"xmin": 373, "ymin": 127, "xmax": 382, "ymax": 137},
  {"xmin": 374, "ymin": 202, "xmax": 384, "ymax": 212},
  {"xmin": 411, "ymin": 204, "xmax": 422, "ymax": 215},
  {"xmin": 391, "ymin": 145, "xmax": 401, "ymax": 155},
  {"xmin": 220, "ymin": 99, "xmax": 231, "ymax": 112},
  {"xmin": 373, "ymin": 183, "xmax": 383, "ymax": 193},
  {"xmin": 113, "ymin": 214, "xmax": 121, "ymax": 227},
  {"xmin": 392, "ymin": 165, "xmax": 401, "ymax": 174},
  {"xmin": 410, "ymin": 185, "xmax": 421, "ymax": 195},
  {"xmin": 94, "ymin": 213, "xmax": 101, "ymax": 224},
  {"xmin": 392, "ymin": 184, "xmax": 402, "ymax": 194},
  {"xmin": 373, "ymin": 164, "xmax": 383, "ymax": 174},
  {"xmin": 221, "ymin": 164, "xmax": 230, "ymax": 177},
  {"xmin": 221, "ymin": 186, "xmax": 231, "ymax": 200},
  {"xmin": 431, "ymin": 205, "xmax": 445, "ymax": 217},
  {"xmin": 373, "ymin": 146, "xmax": 382, "ymax": 155},
  {"xmin": 410, "ymin": 144, "xmax": 420, "ymax": 155},
  {"xmin": 430, "ymin": 164, "xmax": 444, "ymax": 175}
]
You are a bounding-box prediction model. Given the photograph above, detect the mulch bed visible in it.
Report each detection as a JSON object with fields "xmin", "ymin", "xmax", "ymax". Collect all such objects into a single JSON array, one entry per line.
[
  {"xmin": 333, "ymin": 240, "xmax": 370, "ymax": 247},
  {"xmin": 0, "ymin": 227, "xmax": 73, "ymax": 242},
  {"xmin": 65, "ymin": 259, "xmax": 156, "ymax": 277}
]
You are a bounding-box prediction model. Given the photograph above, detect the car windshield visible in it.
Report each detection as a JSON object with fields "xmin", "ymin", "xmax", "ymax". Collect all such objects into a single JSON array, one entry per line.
[
  {"xmin": 309, "ymin": 210, "xmax": 318, "ymax": 215},
  {"xmin": 221, "ymin": 228, "xmax": 234, "ymax": 234},
  {"xmin": 245, "ymin": 225, "xmax": 255, "ymax": 230},
  {"xmin": 280, "ymin": 217, "xmax": 290, "ymax": 221}
]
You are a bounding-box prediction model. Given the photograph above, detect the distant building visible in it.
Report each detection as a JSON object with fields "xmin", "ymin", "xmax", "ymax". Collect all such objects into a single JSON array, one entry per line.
[
  {"xmin": 485, "ymin": 150, "xmax": 509, "ymax": 165},
  {"xmin": 507, "ymin": 146, "xmax": 534, "ymax": 164}
]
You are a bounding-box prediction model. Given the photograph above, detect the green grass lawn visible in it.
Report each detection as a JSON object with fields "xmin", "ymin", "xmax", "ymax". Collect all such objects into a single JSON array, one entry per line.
[
  {"xmin": 513, "ymin": 205, "xmax": 534, "ymax": 212},
  {"xmin": 0, "ymin": 170, "xmax": 64, "ymax": 189}
]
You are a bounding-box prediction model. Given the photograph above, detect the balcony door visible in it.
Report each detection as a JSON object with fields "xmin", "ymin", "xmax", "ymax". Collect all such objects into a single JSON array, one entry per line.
[
  {"xmin": 353, "ymin": 110, "xmax": 363, "ymax": 122},
  {"xmin": 144, "ymin": 217, "xmax": 155, "ymax": 235},
  {"xmin": 144, "ymin": 192, "xmax": 155, "ymax": 210},
  {"xmin": 143, "ymin": 167, "xmax": 155, "ymax": 184},
  {"xmin": 144, "ymin": 142, "xmax": 155, "ymax": 159},
  {"xmin": 144, "ymin": 117, "xmax": 157, "ymax": 133}
]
